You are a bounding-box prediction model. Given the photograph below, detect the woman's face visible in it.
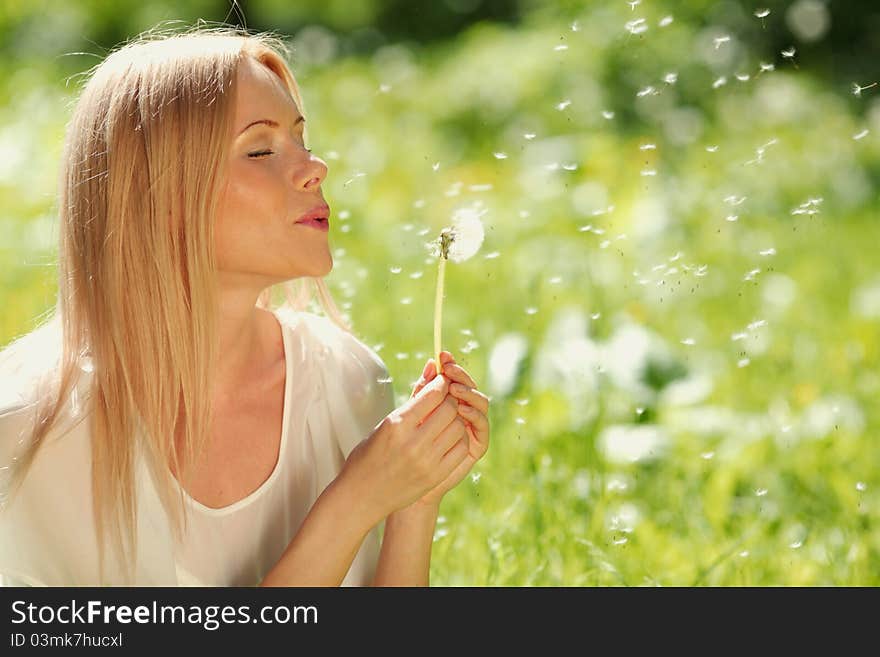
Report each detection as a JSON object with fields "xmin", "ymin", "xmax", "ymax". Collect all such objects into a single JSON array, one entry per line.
[{"xmin": 215, "ymin": 56, "xmax": 331, "ymax": 288}]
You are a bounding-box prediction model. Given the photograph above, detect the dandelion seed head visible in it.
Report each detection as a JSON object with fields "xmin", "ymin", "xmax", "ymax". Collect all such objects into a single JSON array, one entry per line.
[{"xmin": 429, "ymin": 202, "xmax": 487, "ymax": 263}]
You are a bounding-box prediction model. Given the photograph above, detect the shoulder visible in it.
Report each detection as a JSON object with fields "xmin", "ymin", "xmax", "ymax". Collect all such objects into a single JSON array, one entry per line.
[
  {"xmin": 278, "ymin": 308, "xmax": 391, "ymax": 383},
  {"xmin": 278, "ymin": 308, "xmax": 396, "ymax": 432}
]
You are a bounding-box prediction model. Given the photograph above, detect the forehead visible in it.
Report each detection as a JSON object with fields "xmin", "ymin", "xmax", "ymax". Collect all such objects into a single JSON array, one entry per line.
[{"xmin": 233, "ymin": 57, "xmax": 301, "ymax": 122}]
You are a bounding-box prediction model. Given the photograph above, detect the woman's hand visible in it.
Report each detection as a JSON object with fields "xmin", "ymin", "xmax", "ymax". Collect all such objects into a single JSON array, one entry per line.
[
  {"xmin": 341, "ymin": 364, "xmax": 471, "ymax": 525},
  {"xmin": 406, "ymin": 351, "xmax": 491, "ymax": 508}
]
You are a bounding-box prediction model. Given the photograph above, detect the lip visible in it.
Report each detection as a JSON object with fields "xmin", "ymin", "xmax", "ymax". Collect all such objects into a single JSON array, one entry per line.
[{"xmin": 296, "ymin": 204, "xmax": 331, "ymax": 224}]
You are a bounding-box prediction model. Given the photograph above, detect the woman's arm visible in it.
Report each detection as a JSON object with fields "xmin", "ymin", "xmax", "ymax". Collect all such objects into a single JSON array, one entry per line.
[
  {"xmin": 371, "ymin": 501, "xmax": 440, "ymax": 587},
  {"xmin": 260, "ymin": 474, "xmax": 380, "ymax": 587}
]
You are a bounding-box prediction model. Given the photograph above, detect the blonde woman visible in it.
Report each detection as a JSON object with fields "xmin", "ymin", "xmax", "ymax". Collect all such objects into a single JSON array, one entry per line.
[{"xmin": 0, "ymin": 26, "xmax": 490, "ymax": 586}]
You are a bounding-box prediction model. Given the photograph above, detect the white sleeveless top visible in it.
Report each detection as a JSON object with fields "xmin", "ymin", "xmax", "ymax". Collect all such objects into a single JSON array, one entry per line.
[{"xmin": 0, "ymin": 308, "xmax": 396, "ymax": 586}]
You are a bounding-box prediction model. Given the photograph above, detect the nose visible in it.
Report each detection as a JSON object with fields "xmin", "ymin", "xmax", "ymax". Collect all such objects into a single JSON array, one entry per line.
[{"xmin": 297, "ymin": 154, "xmax": 328, "ymax": 191}]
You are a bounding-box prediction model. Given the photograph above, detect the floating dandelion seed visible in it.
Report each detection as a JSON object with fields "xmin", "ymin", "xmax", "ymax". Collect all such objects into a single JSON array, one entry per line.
[
  {"xmin": 856, "ymin": 481, "xmax": 867, "ymax": 492},
  {"xmin": 736, "ymin": 73, "xmax": 751, "ymax": 82},
  {"xmin": 724, "ymin": 195, "xmax": 747, "ymax": 206},
  {"xmin": 759, "ymin": 248, "xmax": 777, "ymax": 256},
  {"xmin": 602, "ymin": 110, "xmax": 615, "ymax": 119},
  {"xmin": 627, "ymin": 0, "xmax": 640, "ymax": 9},
  {"xmin": 853, "ymin": 129, "xmax": 869, "ymax": 140},
  {"xmin": 755, "ymin": 8, "xmax": 770, "ymax": 18},
  {"xmin": 759, "ymin": 62, "xmax": 775, "ymax": 74},
  {"xmin": 713, "ymin": 76, "xmax": 727, "ymax": 89},
  {"xmin": 659, "ymin": 15, "xmax": 673, "ymax": 27},
  {"xmin": 705, "ymin": 145, "xmax": 719, "ymax": 152},
  {"xmin": 556, "ymin": 99, "xmax": 572, "ymax": 110},
  {"xmin": 554, "ymin": 44, "xmax": 569, "ymax": 52},
  {"xmin": 640, "ymin": 169, "xmax": 657, "ymax": 176},
  {"xmin": 571, "ymin": 20, "xmax": 580, "ymax": 32},
  {"xmin": 636, "ymin": 85, "xmax": 656, "ymax": 97},
  {"xmin": 493, "ymin": 151, "xmax": 508, "ymax": 159},
  {"xmin": 725, "ymin": 215, "xmax": 739, "ymax": 222},
  {"xmin": 343, "ymin": 171, "xmax": 366, "ymax": 186},
  {"xmin": 852, "ymin": 82, "xmax": 878, "ymax": 97},
  {"xmin": 378, "ymin": 83, "xmax": 391, "ymax": 93},
  {"xmin": 781, "ymin": 47, "xmax": 796, "ymax": 59},
  {"xmin": 714, "ymin": 35, "xmax": 731, "ymax": 49},
  {"xmin": 427, "ymin": 202, "xmax": 486, "ymax": 374},
  {"xmin": 681, "ymin": 338, "xmax": 696, "ymax": 346},
  {"xmin": 432, "ymin": 162, "xmax": 440, "ymax": 171},
  {"xmin": 640, "ymin": 143, "xmax": 657, "ymax": 150},
  {"xmin": 523, "ymin": 132, "xmax": 537, "ymax": 140},
  {"xmin": 625, "ymin": 18, "xmax": 648, "ymax": 35},
  {"xmin": 663, "ymin": 72, "xmax": 678, "ymax": 84}
]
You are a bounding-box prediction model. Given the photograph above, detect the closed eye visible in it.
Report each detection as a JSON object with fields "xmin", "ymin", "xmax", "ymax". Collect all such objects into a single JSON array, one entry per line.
[{"xmin": 248, "ymin": 148, "xmax": 313, "ymax": 159}]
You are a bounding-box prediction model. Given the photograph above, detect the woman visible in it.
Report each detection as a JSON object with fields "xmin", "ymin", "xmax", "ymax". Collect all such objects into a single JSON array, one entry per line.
[{"xmin": 0, "ymin": 26, "xmax": 490, "ymax": 586}]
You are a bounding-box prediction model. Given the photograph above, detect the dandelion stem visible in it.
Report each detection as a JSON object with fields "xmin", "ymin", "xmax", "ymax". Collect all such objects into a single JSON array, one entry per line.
[{"xmin": 434, "ymin": 255, "xmax": 446, "ymax": 377}]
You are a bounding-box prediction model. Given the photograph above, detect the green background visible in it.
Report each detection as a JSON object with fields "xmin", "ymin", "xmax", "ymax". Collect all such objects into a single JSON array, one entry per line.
[{"xmin": 1, "ymin": 0, "xmax": 878, "ymax": 584}]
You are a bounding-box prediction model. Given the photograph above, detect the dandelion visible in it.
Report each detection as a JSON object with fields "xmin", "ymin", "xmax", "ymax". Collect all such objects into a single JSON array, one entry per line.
[
  {"xmin": 426, "ymin": 202, "xmax": 486, "ymax": 375},
  {"xmin": 755, "ymin": 8, "xmax": 770, "ymax": 28}
]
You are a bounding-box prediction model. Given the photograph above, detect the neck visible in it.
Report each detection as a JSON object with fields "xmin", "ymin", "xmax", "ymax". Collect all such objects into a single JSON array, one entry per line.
[{"xmin": 213, "ymin": 285, "xmax": 283, "ymax": 403}]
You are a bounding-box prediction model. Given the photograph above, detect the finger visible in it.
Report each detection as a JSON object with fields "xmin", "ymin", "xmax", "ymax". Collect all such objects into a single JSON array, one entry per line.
[
  {"xmin": 441, "ymin": 362, "xmax": 477, "ymax": 389},
  {"xmin": 437, "ymin": 436, "xmax": 470, "ymax": 475},
  {"xmin": 400, "ymin": 373, "xmax": 450, "ymax": 425},
  {"xmin": 414, "ymin": 392, "xmax": 458, "ymax": 434},
  {"xmin": 431, "ymin": 414, "xmax": 469, "ymax": 460},
  {"xmin": 456, "ymin": 402, "xmax": 490, "ymax": 445},
  {"xmin": 449, "ymin": 383, "xmax": 490, "ymax": 414},
  {"xmin": 417, "ymin": 352, "xmax": 455, "ymax": 387}
]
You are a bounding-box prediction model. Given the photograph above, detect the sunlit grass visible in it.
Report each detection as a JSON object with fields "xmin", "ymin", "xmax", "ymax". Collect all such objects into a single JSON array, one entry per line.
[{"xmin": 1, "ymin": 2, "xmax": 878, "ymax": 585}]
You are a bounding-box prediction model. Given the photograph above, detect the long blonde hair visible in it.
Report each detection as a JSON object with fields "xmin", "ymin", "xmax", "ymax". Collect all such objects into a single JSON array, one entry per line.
[{"xmin": 0, "ymin": 24, "xmax": 351, "ymax": 584}]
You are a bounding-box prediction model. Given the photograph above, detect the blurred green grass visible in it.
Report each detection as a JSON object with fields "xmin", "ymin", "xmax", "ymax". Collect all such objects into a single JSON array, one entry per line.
[{"xmin": 1, "ymin": 2, "xmax": 878, "ymax": 584}]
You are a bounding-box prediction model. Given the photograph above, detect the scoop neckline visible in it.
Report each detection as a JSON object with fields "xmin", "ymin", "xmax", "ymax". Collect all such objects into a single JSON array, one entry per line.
[{"xmin": 177, "ymin": 308, "xmax": 296, "ymax": 517}]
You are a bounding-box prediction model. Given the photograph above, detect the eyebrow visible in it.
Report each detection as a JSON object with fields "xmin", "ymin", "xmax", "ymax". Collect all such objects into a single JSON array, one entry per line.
[{"xmin": 238, "ymin": 115, "xmax": 305, "ymax": 136}]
